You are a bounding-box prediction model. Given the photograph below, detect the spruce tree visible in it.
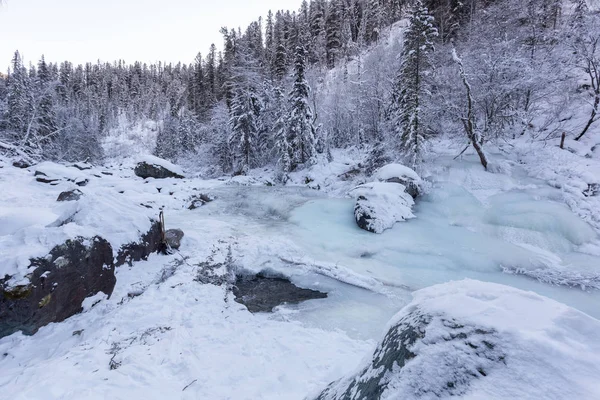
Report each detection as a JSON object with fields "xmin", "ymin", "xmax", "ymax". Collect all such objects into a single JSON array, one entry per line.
[
  {"xmin": 390, "ymin": 1, "xmax": 437, "ymax": 168},
  {"xmin": 286, "ymin": 46, "xmax": 316, "ymax": 169}
]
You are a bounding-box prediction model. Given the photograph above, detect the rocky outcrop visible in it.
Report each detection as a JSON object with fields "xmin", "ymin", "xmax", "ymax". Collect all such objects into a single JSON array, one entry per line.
[
  {"xmin": 0, "ymin": 237, "xmax": 115, "ymax": 338},
  {"xmin": 115, "ymin": 220, "xmax": 164, "ymax": 266}
]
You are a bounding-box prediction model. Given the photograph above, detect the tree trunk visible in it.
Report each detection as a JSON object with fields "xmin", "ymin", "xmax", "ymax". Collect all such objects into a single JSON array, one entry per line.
[{"xmin": 575, "ymin": 92, "xmax": 599, "ymax": 141}]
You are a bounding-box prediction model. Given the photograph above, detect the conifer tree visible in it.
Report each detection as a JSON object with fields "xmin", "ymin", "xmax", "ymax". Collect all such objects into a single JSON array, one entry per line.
[
  {"xmin": 286, "ymin": 46, "xmax": 316, "ymax": 169},
  {"xmin": 390, "ymin": 1, "xmax": 437, "ymax": 168}
]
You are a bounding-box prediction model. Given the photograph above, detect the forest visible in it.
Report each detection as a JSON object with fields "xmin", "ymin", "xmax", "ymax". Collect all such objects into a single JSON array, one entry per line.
[{"xmin": 0, "ymin": 0, "xmax": 598, "ymax": 179}]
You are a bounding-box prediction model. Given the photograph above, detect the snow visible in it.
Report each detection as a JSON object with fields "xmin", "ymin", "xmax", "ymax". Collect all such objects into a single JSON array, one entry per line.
[
  {"xmin": 0, "ymin": 160, "xmax": 157, "ymax": 286},
  {"xmin": 351, "ymin": 181, "xmax": 416, "ymax": 233},
  {"xmin": 373, "ymin": 163, "xmax": 421, "ymax": 183},
  {"xmin": 319, "ymin": 279, "xmax": 600, "ymax": 400},
  {"xmin": 1, "ymin": 145, "xmax": 600, "ymax": 399},
  {"xmin": 137, "ymin": 154, "xmax": 185, "ymax": 177}
]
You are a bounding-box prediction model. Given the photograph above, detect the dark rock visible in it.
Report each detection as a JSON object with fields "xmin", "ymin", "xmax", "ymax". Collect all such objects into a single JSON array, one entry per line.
[
  {"xmin": 12, "ymin": 159, "xmax": 30, "ymax": 169},
  {"xmin": 115, "ymin": 220, "xmax": 164, "ymax": 266},
  {"xmin": 233, "ymin": 271, "xmax": 327, "ymax": 313},
  {"xmin": 188, "ymin": 194, "xmax": 214, "ymax": 210},
  {"xmin": 314, "ymin": 312, "xmax": 504, "ymax": 400},
  {"xmin": 355, "ymin": 195, "xmax": 376, "ymax": 233},
  {"xmin": 386, "ymin": 177, "xmax": 420, "ymax": 198},
  {"xmin": 101, "ymin": 171, "xmax": 113, "ymax": 176},
  {"xmin": 0, "ymin": 237, "xmax": 115, "ymax": 338},
  {"xmin": 165, "ymin": 229, "xmax": 184, "ymax": 250},
  {"xmin": 75, "ymin": 178, "xmax": 89, "ymax": 187},
  {"xmin": 57, "ymin": 189, "xmax": 83, "ymax": 202},
  {"xmin": 35, "ymin": 176, "xmax": 60, "ymax": 184},
  {"xmin": 134, "ymin": 161, "xmax": 184, "ymax": 180}
]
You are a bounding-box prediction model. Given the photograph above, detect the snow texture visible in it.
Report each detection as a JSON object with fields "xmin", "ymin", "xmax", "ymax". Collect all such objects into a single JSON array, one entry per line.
[
  {"xmin": 374, "ymin": 163, "xmax": 422, "ymax": 184},
  {"xmin": 314, "ymin": 279, "xmax": 600, "ymax": 400}
]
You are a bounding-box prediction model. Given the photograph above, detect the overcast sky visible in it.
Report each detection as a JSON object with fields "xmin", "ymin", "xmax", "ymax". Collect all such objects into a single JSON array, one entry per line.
[{"xmin": 0, "ymin": 0, "xmax": 301, "ymax": 71}]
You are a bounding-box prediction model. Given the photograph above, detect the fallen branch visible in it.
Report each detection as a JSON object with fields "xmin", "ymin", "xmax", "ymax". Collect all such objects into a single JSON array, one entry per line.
[
  {"xmin": 453, "ymin": 144, "xmax": 470, "ymax": 160},
  {"xmin": 182, "ymin": 379, "xmax": 198, "ymax": 392}
]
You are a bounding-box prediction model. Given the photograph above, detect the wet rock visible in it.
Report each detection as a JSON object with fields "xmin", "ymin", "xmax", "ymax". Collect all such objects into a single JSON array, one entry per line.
[
  {"xmin": 233, "ymin": 271, "xmax": 327, "ymax": 313},
  {"xmin": 115, "ymin": 220, "xmax": 163, "ymax": 266},
  {"xmin": 134, "ymin": 160, "xmax": 184, "ymax": 179},
  {"xmin": 0, "ymin": 237, "xmax": 115, "ymax": 338},
  {"xmin": 165, "ymin": 229, "xmax": 184, "ymax": 250},
  {"xmin": 57, "ymin": 189, "xmax": 83, "ymax": 202},
  {"xmin": 12, "ymin": 159, "xmax": 30, "ymax": 169}
]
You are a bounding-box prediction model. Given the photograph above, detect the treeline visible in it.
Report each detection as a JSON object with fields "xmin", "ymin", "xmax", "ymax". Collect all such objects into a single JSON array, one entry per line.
[{"xmin": 0, "ymin": 0, "xmax": 598, "ymax": 176}]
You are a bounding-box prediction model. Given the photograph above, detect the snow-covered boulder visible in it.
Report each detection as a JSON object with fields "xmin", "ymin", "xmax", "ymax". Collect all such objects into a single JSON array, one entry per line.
[
  {"xmin": 352, "ymin": 182, "xmax": 415, "ymax": 233},
  {"xmin": 314, "ymin": 280, "xmax": 600, "ymax": 400},
  {"xmin": 374, "ymin": 163, "xmax": 422, "ymax": 198},
  {"xmin": 56, "ymin": 189, "xmax": 83, "ymax": 202},
  {"xmin": 134, "ymin": 155, "xmax": 184, "ymax": 179},
  {"xmin": 165, "ymin": 228, "xmax": 184, "ymax": 250},
  {"xmin": 0, "ymin": 237, "xmax": 115, "ymax": 338}
]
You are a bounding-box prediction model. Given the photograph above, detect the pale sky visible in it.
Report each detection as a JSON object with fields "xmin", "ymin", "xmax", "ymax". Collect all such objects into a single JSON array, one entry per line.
[{"xmin": 0, "ymin": 0, "xmax": 302, "ymax": 71}]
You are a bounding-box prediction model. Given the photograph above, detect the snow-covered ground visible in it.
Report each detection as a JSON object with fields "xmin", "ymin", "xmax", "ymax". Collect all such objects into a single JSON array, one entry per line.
[{"xmin": 1, "ymin": 143, "xmax": 600, "ymax": 398}]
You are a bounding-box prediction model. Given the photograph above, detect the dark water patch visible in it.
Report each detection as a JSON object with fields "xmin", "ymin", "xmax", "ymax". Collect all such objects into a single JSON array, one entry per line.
[{"xmin": 233, "ymin": 270, "xmax": 327, "ymax": 313}]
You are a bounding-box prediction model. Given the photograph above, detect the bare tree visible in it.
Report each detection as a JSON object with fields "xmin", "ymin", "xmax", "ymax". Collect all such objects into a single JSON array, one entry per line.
[
  {"xmin": 452, "ymin": 49, "xmax": 488, "ymax": 170},
  {"xmin": 574, "ymin": 35, "xmax": 600, "ymax": 141}
]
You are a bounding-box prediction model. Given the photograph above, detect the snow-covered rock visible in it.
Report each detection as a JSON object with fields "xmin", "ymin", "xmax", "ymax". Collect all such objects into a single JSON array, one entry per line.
[
  {"xmin": 351, "ymin": 182, "xmax": 415, "ymax": 233},
  {"xmin": 374, "ymin": 163, "xmax": 422, "ymax": 198},
  {"xmin": 165, "ymin": 228, "xmax": 184, "ymax": 250},
  {"xmin": 134, "ymin": 155, "xmax": 184, "ymax": 179},
  {"xmin": 314, "ymin": 279, "xmax": 600, "ymax": 400},
  {"xmin": 0, "ymin": 236, "xmax": 115, "ymax": 338}
]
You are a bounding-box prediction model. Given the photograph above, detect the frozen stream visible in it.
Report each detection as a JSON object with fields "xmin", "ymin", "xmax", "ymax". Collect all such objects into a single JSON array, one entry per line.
[{"xmin": 185, "ymin": 156, "xmax": 600, "ymax": 339}]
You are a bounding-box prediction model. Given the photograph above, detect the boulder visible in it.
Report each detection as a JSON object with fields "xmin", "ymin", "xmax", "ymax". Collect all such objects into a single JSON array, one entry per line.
[
  {"xmin": 165, "ymin": 229, "xmax": 184, "ymax": 250},
  {"xmin": 115, "ymin": 220, "xmax": 164, "ymax": 266},
  {"xmin": 134, "ymin": 155, "xmax": 184, "ymax": 179},
  {"xmin": 57, "ymin": 189, "xmax": 83, "ymax": 202},
  {"xmin": 0, "ymin": 237, "xmax": 115, "ymax": 338},
  {"xmin": 314, "ymin": 280, "xmax": 600, "ymax": 400},
  {"xmin": 374, "ymin": 163, "xmax": 422, "ymax": 199},
  {"xmin": 352, "ymin": 182, "xmax": 415, "ymax": 233}
]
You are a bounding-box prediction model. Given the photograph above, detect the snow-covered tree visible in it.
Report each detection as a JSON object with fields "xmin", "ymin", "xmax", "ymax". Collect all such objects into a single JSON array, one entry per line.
[
  {"xmin": 286, "ymin": 46, "xmax": 317, "ymax": 170},
  {"xmin": 390, "ymin": 1, "xmax": 438, "ymax": 168}
]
